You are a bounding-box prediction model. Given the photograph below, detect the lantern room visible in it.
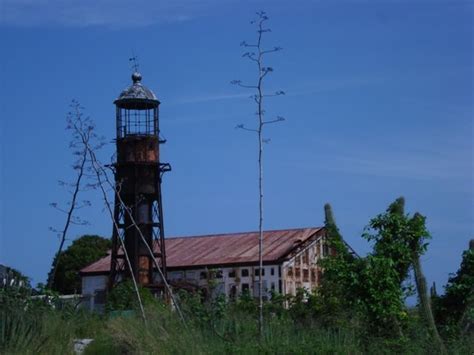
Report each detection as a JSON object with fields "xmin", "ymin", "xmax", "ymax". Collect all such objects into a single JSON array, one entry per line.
[{"xmin": 114, "ymin": 72, "xmax": 160, "ymax": 138}]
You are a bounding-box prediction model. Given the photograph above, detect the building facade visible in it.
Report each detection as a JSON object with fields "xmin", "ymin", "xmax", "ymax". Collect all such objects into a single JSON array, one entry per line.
[{"xmin": 80, "ymin": 227, "xmax": 351, "ymax": 310}]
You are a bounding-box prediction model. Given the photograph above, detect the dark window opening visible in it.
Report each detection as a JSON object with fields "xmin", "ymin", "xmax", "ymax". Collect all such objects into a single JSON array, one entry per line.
[
  {"xmin": 303, "ymin": 269, "xmax": 309, "ymax": 282},
  {"xmin": 323, "ymin": 244, "xmax": 329, "ymax": 257},
  {"xmin": 255, "ymin": 268, "xmax": 265, "ymax": 276},
  {"xmin": 302, "ymin": 250, "xmax": 309, "ymax": 264},
  {"xmin": 241, "ymin": 269, "xmax": 249, "ymax": 277},
  {"xmin": 200, "ymin": 271, "xmax": 207, "ymax": 280},
  {"xmin": 228, "ymin": 270, "xmax": 236, "ymax": 278},
  {"xmin": 271, "ymin": 268, "xmax": 275, "ymax": 276},
  {"xmin": 242, "ymin": 283, "xmax": 250, "ymax": 294}
]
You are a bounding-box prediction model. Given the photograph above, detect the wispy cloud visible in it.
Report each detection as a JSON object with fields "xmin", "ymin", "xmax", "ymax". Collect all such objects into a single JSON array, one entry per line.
[
  {"xmin": 284, "ymin": 136, "xmax": 473, "ymax": 182},
  {"xmin": 169, "ymin": 76, "xmax": 385, "ymax": 105},
  {"xmin": 169, "ymin": 92, "xmax": 251, "ymax": 105},
  {"xmin": 322, "ymin": 154, "xmax": 470, "ymax": 181},
  {"xmin": 287, "ymin": 76, "xmax": 386, "ymax": 96},
  {"xmin": 1, "ymin": 0, "xmax": 233, "ymax": 28}
]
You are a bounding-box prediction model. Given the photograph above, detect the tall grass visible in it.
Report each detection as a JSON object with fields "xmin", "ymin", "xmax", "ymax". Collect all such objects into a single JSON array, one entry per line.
[
  {"xmin": 1, "ymin": 297, "xmax": 473, "ymax": 354},
  {"xmin": 0, "ymin": 303, "xmax": 103, "ymax": 354}
]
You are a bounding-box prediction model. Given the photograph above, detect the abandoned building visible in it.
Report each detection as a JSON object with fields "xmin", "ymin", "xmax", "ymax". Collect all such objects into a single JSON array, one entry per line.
[
  {"xmin": 78, "ymin": 71, "xmax": 355, "ymax": 311},
  {"xmin": 79, "ymin": 227, "xmax": 353, "ymax": 310}
]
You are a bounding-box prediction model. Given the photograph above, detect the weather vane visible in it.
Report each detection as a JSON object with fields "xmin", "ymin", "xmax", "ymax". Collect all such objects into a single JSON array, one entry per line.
[{"xmin": 129, "ymin": 53, "xmax": 140, "ymax": 73}]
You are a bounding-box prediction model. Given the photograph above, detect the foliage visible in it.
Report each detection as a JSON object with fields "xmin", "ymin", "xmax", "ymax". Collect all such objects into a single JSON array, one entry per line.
[
  {"xmin": 0, "ymin": 300, "xmax": 104, "ymax": 354},
  {"xmin": 434, "ymin": 244, "xmax": 474, "ymax": 337},
  {"xmin": 1, "ymin": 276, "xmax": 473, "ymax": 354},
  {"xmin": 47, "ymin": 235, "xmax": 111, "ymax": 294},
  {"xmin": 106, "ymin": 280, "xmax": 155, "ymax": 312},
  {"xmin": 318, "ymin": 198, "xmax": 441, "ymax": 339},
  {"xmin": 0, "ymin": 266, "xmax": 32, "ymax": 310},
  {"xmin": 317, "ymin": 204, "xmax": 360, "ymax": 325}
]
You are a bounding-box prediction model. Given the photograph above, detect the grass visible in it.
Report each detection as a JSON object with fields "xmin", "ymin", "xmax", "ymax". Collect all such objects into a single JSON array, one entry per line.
[{"xmin": 1, "ymin": 298, "xmax": 473, "ymax": 354}]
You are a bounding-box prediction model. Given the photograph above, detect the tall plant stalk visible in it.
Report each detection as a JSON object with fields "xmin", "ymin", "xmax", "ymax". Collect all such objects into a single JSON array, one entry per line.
[
  {"xmin": 48, "ymin": 101, "xmax": 94, "ymax": 290},
  {"xmin": 232, "ymin": 11, "xmax": 285, "ymax": 336}
]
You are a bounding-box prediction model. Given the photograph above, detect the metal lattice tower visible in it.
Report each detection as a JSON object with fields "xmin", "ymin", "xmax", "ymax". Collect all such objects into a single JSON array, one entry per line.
[{"xmin": 109, "ymin": 71, "xmax": 170, "ymax": 291}]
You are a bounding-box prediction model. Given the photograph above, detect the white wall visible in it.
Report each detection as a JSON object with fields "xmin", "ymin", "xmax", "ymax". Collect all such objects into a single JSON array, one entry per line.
[
  {"xmin": 165, "ymin": 264, "xmax": 282, "ymax": 299},
  {"xmin": 82, "ymin": 275, "xmax": 108, "ymax": 296}
]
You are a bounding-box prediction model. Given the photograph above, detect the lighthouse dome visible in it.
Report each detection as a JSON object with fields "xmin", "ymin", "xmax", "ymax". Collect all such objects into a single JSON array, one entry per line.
[{"xmin": 114, "ymin": 72, "xmax": 159, "ymax": 109}]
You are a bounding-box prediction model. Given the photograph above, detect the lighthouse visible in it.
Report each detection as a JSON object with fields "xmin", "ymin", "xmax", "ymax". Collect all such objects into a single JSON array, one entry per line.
[{"xmin": 109, "ymin": 71, "xmax": 169, "ymax": 290}]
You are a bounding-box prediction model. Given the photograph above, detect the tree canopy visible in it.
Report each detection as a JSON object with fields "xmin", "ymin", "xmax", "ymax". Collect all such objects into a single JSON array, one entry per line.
[{"xmin": 47, "ymin": 235, "xmax": 111, "ymax": 294}]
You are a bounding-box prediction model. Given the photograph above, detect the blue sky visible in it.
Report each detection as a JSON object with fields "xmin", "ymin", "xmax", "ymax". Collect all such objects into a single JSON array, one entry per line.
[{"xmin": 0, "ymin": 0, "xmax": 472, "ymax": 293}]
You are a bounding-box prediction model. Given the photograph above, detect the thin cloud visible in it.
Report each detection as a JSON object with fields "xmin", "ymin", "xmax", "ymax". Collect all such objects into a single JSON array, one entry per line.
[
  {"xmin": 1, "ymin": 0, "xmax": 234, "ymax": 28},
  {"xmin": 324, "ymin": 154, "xmax": 470, "ymax": 180},
  {"xmin": 169, "ymin": 93, "xmax": 251, "ymax": 105},
  {"xmin": 284, "ymin": 138, "xmax": 472, "ymax": 182},
  {"xmin": 313, "ymin": 150, "xmax": 472, "ymax": 181},
  {"xmin": 288, "ymin": 77, "xmax": 385, "ymax": 97},
  {"xmin": 169, "ymin": 77, "xmax": 385, "ymax": 105}
]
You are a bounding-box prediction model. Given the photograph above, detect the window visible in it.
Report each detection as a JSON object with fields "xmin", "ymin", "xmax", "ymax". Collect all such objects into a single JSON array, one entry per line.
[
  {"xmin": 215, "ymin": 270, "xmax": 223, "ymax": 279},
  {"xmin": 271, "ymin": 268, "xmax": 275, "ymax": 276},
  {"xmin": 302, "ymin": 250, "xmax": 309, "ymax": 264},
  {"xmin": 255, "ymin": 268, "xmax": 265, "ymax": 276},
  {"xmin": 303, "ymin": 269, "xmax": 309, "ymax": 282},
  {"xmin": 242, "ymin": 283, "xmax": 250, "ymax": 294},
  {"xmin": 295, "ymin": 267, "xmax": 301, "ymax": 278},
  {"xmin": 241, "ymin": 269, "xmax": 249, "ymax": 277},
  {"xmin": 323, "ymin": 244, "xmax": 329, "ymax": 257},
  {"xmin": 278, "ymin": 266, "xmax": 281, "ymax": 277},
  {"xmin": 228, "ymin": 270, "xmax": 236, "ymax": 278},
  {"xmin": 271, "ymin": 282, "xmax": 275, "ymax": 291},
  {"xmin": 171, "ymin": 272, "xmax": 183, "ymax": 280},
  {"xmin": 229, "ymin": 285, "xmax": 237, "ymax": 299},
  {"xmin": 287, "ymin": 267, "xmax": 293, "ymax": 277},
  {"xmin": 200, "ymin": 271, "xmax": 207, "ymax": 280}
]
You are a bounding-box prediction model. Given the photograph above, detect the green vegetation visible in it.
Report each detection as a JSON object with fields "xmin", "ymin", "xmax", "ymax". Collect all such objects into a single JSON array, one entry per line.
[
  {"xmin": 1, "ymin": 199, "xmax": 472, "ymax": 354},
  {"xmin": 1, "ymin": 289, "xmax": 472, "ymax": 354},
  {"xmin": 433, "ymin": 242, "xmax": 474, "ymax": 338},
  {"xmin": 46, "ymin": 235, "xmax": 111, "ymax": 294}
]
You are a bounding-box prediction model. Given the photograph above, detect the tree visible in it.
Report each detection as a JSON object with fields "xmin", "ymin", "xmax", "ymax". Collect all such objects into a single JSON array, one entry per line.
[
  {"xmin": 232, "ymin": 10, "xmax": 285, "ymax": 336},
  {"xmin": 317, "ymin": 204, "xmax": 359, "ymax": 324},
  {"xmin": 434, "ymin": 240, "xmax": 474, "ymax": 336},
  {"xmin": 47, "ymin": 235, "xmax": 111, "ymax": 294},
  {"xmin": 365, "ymin": 198, "xmax": 445, "ymax": 350},
  {"xmin": 319, "ymin": 198, "xmax": 446, "ymax": 349}
]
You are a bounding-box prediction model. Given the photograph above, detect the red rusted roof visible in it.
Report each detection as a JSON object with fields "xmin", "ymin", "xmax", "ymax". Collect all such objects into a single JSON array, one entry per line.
[{"xmin": 80, "ymin": 227, "xmax": 324, "ymax": 275}]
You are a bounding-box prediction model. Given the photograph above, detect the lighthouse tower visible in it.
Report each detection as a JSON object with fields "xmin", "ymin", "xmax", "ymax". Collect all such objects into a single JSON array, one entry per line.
[{"xmin": 109, "ymin": 71, "xmax": 169, "ymax": 289}]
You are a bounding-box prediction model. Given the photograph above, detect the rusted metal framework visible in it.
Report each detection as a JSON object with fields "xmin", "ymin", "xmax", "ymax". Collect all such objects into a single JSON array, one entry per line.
[{"xmin": 109, "ymin": 72, "xmax": 170, "ymax": 290}]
